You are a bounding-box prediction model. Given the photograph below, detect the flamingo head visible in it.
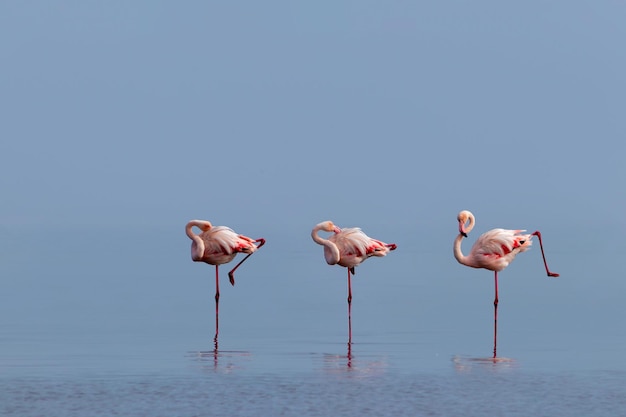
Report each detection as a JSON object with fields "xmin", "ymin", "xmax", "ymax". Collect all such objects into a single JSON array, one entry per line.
[
  {"xmin": 457, "ymin": 210, "xmax": 475, "ymax": 237},
  {"xmin": 319, "ymin": 220, "xmax": 341, "ymax": 234},
  {"xmin": 190, "ymin": 220, "xmax": 212, "ymax": 232}
]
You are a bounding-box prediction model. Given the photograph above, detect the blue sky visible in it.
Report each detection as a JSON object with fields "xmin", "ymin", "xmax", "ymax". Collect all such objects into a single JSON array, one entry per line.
[{"xmin": 1, "ymin": 1, "xmax": 624, "ymax": 239}]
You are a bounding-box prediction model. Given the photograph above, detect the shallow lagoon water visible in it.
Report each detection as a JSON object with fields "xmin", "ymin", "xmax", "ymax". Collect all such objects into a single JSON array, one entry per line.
[
  {"xmin": 2, "ymin": 0, "xmax": 626, "ymax": 414},
  {"xmin": 1, "ymin": 227, "xmax": 625, "ymax": 416}
]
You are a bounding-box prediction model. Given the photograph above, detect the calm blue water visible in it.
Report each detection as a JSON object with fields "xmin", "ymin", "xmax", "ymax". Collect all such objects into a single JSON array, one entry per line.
[{"xmin": 1, "ymin": 226, "xmax": 625, "ymax": 416}]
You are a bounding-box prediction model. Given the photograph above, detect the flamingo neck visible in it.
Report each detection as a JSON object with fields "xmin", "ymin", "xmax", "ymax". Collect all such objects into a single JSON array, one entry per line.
[
  {"xmin": 453, "ymin": 233, "xmax": 472, "ymax": 267},
  {"xmin": 466, "ymin": 216, "xmax": 475, "ymax": 234},
  {"xmin": 311, "ymin": 226, "xmax": 330, "ymax": 246},
  {"xmin": 186, "ymin": 221, "xmax": 208, "ymax": 260},
  {"xmin": 185, "ymin": 222, "xmax": 196, "ymax": 239},
  {"xmin": 311, "ymin": 226, "xmax": 340, "ymax": 265}
]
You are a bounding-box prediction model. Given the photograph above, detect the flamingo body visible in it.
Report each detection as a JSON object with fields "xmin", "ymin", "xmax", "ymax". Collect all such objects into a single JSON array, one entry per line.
[
  {"xmin": 187, "ymin": 221, "xmax": 260, "ymax": 266},
  {"xmin": 185, "ymin": 219, "xmax": 265, "ymax": 341},
  {"xmin": 312, "ymin": 221, "xmax": 397, "ymax": 272},
  {"xmin": 329, "ymin": 227, "xmax": 396, "ymax": 269},
  {"xmin": 453, "ymin": 210, "xmax": 558, "ymax": 358},
  {"xmin": 458, "ymin": 228, "xmax": 533, "ymax": 272},
  {"xmin": 312, "ymin": 220, "xmax": 397, "ymax": 343}
]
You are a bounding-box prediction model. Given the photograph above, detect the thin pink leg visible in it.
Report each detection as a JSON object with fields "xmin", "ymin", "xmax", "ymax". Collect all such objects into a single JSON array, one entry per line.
[
  {"xmin": 493, "ymin": 271, "xmax": 499, "ymax": 358},
  {"xmin": 531, "ymin": 231, "xmax": 560, "ymax": 277},
  {"xmin": 228, "ymin": 238, "xmax": 266, "ymax": 286},
  {"xmin": 214, "ymin": 265, "xmax": 220, "ymax": 337},
  {"xmin": 347, "ymin": 267, "xmax": 353, "ymax": 345}
]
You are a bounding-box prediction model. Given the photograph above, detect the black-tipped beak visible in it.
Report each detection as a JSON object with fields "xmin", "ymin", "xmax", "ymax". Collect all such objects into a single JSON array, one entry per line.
[{"xmin": 461, "ymin": 232, "xmax": 468, "ymax": 238}]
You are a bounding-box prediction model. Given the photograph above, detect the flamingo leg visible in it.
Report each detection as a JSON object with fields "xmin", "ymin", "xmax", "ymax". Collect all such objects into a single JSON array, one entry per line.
[
  {"xmin": 214, "ymin": 265, "xmax": 220, "ymax": 338},
  {"xmin": 531, "ymin": 231, "xmax": 560, "ymax": 277},
  {"xmin": 228, "ymin": 238, "xmax": 266, "ymax": 286},
  {"xmin": 347, "ymin": 267, "xmax": 353, "ymax": 345},
  {"xmin": 493, "ymin": 270, "xmax": 499, "ymax": 358}
]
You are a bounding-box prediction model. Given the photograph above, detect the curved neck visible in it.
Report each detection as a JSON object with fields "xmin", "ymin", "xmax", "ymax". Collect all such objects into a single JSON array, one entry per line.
[
  {"xmin": 186, "ymin": 221, "xmax": 208, "ymax": 259},
  {"xmin": 466, "ymin": 215, "xmax": 475, "ymax": 234},
  {"xmin": 311, "ymin": 226, "xmax": 340, "ymax": 264},
  {"xmin": 311, "ymin": 225, "xmax": 330, "ymax": 246},
  {"xmin": 453, "ymin": 233, "xmax": 471, "ymax": 267},
  {"xmin": 186, "ymin": 220, "xmax": 207, "ymax": 238},
  {"xmin": 185, "ymin": 222, "xmax": 197, "ymax": 240}
]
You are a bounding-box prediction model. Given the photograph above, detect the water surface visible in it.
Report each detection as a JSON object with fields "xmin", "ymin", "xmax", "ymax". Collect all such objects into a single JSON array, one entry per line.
[{"xmin": 1, "ymin": 227, "xmax": 624, "ymax": 416}]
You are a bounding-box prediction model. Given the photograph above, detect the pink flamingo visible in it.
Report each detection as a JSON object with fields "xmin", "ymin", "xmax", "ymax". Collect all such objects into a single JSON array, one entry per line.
[
  {"xmin": 312, "ymin": 221, "xmax": 397, "ymax": 343},
  {"xmin": 453, "ymin": 210, "xmax": 559, "ymax": 357},
  {"xmin": 186, "ymin": 219, "xmax": 265, "ymax": 339}
]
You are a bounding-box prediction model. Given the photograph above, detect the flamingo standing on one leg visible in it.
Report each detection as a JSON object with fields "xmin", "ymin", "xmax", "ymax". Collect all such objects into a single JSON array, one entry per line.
[
  {"xmin": 186, "ymin": 220, "xmax": 265, "ymax": 341},
  {"xmin": 312, "ymin": 221, "xmax": 397, "ymax": 343},
  {"xmin": 453, "ymin": 210, "xmax": 559, "ymax": 358}
]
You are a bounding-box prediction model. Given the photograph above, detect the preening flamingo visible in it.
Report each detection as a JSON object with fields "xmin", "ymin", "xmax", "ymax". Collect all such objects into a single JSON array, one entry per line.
[
  {"xmin": 312, "ymin": 221, "xmax": 397, "ymax": 343},
  {"xmin": 186, "ymin": 219, "xmax": 265, "ymax": 339},
  {"xmin": 453, "ymin": 210, "xmax": 559, "ymax": 357}
]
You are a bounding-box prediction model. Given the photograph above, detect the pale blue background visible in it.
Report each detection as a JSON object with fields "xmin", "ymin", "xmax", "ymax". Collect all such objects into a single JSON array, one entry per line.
[
  {"xmin": 1, "ymin": 2, "xmax": 625, "ymax": 415},
  {"xmin": 1, "ymin": 1, "xmax": 624, "ymax": 232}
]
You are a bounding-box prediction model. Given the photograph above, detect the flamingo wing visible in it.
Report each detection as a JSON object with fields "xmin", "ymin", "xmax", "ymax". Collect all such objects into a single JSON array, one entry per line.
[
  {"xmin": 367, "ymin": 238, "xmax": 394, "ymax": 257},
  {"xmin": 202, "ymin": 226, "xmax": 241, "ymax": 255},
  {"xmin": 234, "ymin": 234, "xmax": 260, "ymax": 254},
  {"xmin": 330, "ymin": 227, "xmax": 393, "ymax": 268},
  {"xmin": 469, "ymin": 228, "xmax": 532, "ymax": 270},
  {"xmin": 474, "ymin": 229, "xmax": 531, "ymax": 256},
  {"xmin": 331, "ymin": 228, "xmax": 371, "ymax": 257}
]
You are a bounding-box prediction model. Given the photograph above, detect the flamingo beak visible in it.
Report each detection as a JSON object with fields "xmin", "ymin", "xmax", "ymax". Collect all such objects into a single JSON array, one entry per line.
[
  {"xmin": 333, "ymin": 226, "xmax": 341, "ymax": 234},
  {"xmin": 459, "ymin": 222, "xmax": 468, "ymax": 238}
]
